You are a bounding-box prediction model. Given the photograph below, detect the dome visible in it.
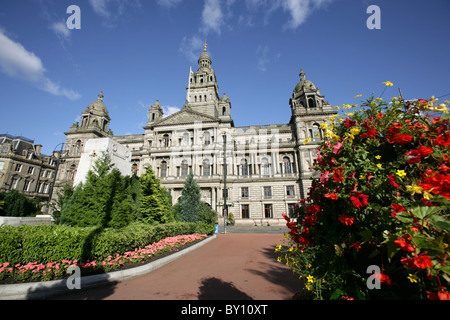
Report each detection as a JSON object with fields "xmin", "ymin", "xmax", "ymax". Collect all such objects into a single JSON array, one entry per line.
[
  {"xmin": 294, "ymin": 70, "xmax": 317, "ymax": 94},
  {"xmin": 84, "ymin": 92, "xmax": 109, "ymax": 116}
]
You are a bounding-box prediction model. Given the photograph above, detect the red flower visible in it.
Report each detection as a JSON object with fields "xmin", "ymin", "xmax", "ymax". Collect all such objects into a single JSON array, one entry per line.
[
  {"xmin": 324, "ymin": 193, "xmax": 338, "ymax": 200},
  {"xmin": 350, "ymin": 242, "xmax": 361, "ymax": 252},
  {"xmin": 350, "ymin": 192, "xmax": 369, "ymax": 209},
  {"xmin": 374, "ymin": 273, "xmax": 392, "ymax": 285},
  {"xmin": 404, "ymin": 149, "xmax": 422, "ymax": 163},
  {"xmin": 393, "ymin": 237, "xmax": 414, "ymax": 253},
  {"xmin": 333, "ymin": 171, "xmax": 344, "ymax": 182},
  {"xmin": 377, "ymin": 113, "xmax": 384, "ymax": 118},
  {"xmin": 401, "ymin": 252, "xmax": 433, "ymax": 269},
  {"xmin": 427, "ymin": 290, "xmax": 450, "ymax": 300},
  {"xmin": 388, "ymin": 174, "xmax": 399, "ymax": 189},
  {"xmin": 360, "ymin": 128, "xmax": 378, "ymax": 139},
  {"xmin": 393, "ymin": 134, "xmax": 413, "ymax": 145},
  {"xmin": 333, "ymin": 142, "xmax": 343, "ymax": 155},
  {"xmin": 344, "ymin": 118, "xmax": 358, "ymax": 128},
  {"xmin": 338, "ymin": 214, "xmax": 355, "ymax": 226},
  {"xmin": 391, "ymin": 204, "xmax": 406, "ymax": 218}
]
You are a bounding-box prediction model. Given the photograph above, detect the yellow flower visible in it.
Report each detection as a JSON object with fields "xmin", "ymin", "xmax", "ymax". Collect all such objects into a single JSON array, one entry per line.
[
  {"xmin": 445, "ymin": 100, "xmax": 450, "ymax": 104},
  {"xmin": 307, "ymin": 275, "xmax": 315, "ymax": 283},
  {"xmin": 408, "ymin": 274, "xmax": 419, "ymax": 284},
  {"xmin": 406, "ymin": 184, "xmax": 423, "ymax": 196},
  {"xmin": 375, "ymin": 155, "xmax": 382, "ymax": 160},
  {"xmin": 303, "ymin": 137, "xmax": 311, "ymax": 145},
  {"xmin": 350, "ymin": 127, "xmax": 360, "ymax": 135},
  {"xmin": 333, "ymin": 106, "xmax": 340, "ymax": 110},
  {"xmin": 423, "ymin": 190, "xmax": 434, "ymax": 200},
  {"xmin": 306, "ymin": 264, "xmax": 312, "ymax": 269},
  {"xmin": 289, "ymin": 246, "xmax": 295, "ymax": 252},
  {"xmin": 359, "ymin": 174, "xmax": 365, "ymax": 180},
  {"xmin": 396, "ymin": 170, "xmax": 406, "ymax": 178},
  {"xmin": 277, "ymin": 256, "xmax": 283, "ymax": 262},
  {"xmin": 275, "ymin": 244, "xmax": 282, "ymax": 252},
  {"xmin": 383, "ymin": 81, "xmax": 393, "ymax": 87},
  {"xmin": 354, "ymin": 94, "xmax": 362, "ymax": 98},
  {"xmin": 377, "ymin": 163, "xmax": 382, "ymax": 169},
  {"xmin": 343, "ymin": 104, "xmax": 352, "ymax": 109},
  {"xmin": 320, "ymin": 122, "xmax": 328, "ymax": 130}
]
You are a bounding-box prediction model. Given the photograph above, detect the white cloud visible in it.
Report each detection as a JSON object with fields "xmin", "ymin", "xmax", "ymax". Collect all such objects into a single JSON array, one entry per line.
[
  {"xmin": 256, "ymin": 45, "xmax": 269, "ymax": 72},
  {"xmin": 156, "ymin": 0, "xmax": 183, "ymax": 8},
  {"xmin": 89, "ymin": 0, "xmax": 142, "ymax": 27},
  {"xmin": 162, "ymin": 106, "xmax": 181, "ymax": 117},
  {"xmin": 49, "ymin": 21, "xmax": 71, "ymax": 46},
  {"xmin": 0, "ymin": 29, "xmax": 80, "ymax": 100},
  {"xmin": 201, "ymin": 0, "xmax": 224, "ymax": 35},
  {"xmin": 277, "ymin": 0, "xmax": 333, "ymax": 29},
  {"xmin": 179, "ymin": 35, "xmax": 203, "ymax": 63}
]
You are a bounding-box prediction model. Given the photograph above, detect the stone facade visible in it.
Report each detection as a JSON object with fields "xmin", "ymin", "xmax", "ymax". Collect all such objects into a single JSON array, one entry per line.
[
  {"xmin": 0, "ymin": 134, "xmax": 56, "ymax": 201},
  {"xmin": 56, "ymin": 45, "xmax": 337, "ymax": 223}
]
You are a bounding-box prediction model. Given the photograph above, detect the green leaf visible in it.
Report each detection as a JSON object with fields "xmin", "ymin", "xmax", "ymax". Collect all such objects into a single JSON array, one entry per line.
[
  {"xmin": 409, "ymin": 206, "xmax": 443, "ymax": 220},
  {"xmin": 430, "ymin": 215, "xmax": 450, "ymax": 232}
]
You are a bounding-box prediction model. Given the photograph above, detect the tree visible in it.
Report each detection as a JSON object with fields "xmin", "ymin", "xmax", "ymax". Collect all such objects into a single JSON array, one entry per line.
[
  {"xmin": 60, "ymin": 154, "xmax": 140, "ymax": 228},
  {"xmin": 179, "ymin": 172, "xmax": 201, "ymax": 223},
  {"xmin": 0, "ymin": 190, "xmax": 39, "ymax": 217},
  {"xmin": 138, "ymin": 166, "xmax": 172, "ymax": 224}
]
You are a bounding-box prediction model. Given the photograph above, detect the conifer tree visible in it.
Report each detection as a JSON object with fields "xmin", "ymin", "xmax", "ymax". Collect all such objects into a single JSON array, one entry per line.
[
  {"xmin": 179, "ymin": 172, "xmax": 201, "ymax": 223},
  {"xmin": 138, "ymin": 166, "xmax": 172, "ymax": 224}
]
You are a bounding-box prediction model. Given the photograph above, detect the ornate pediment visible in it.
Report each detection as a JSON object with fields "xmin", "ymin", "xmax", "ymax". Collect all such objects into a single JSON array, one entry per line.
[{"xmin": 153, "ymin": 107, "xmax": 218, "ymax": 127}]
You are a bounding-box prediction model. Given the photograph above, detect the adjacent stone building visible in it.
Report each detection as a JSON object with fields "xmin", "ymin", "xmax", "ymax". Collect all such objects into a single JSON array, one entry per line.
[
  {"xmin": 0, "ymin": 134, "xmax": 56, "ymax": 201},
  {"xmin": 56, "ymin": 45, "xmax": 337, "ymax": 224}
]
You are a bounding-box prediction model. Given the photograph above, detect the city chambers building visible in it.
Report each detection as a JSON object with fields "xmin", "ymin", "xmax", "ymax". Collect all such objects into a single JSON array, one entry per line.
[{"xmin": 56, "ymin": 45, "xmax": 337, "ymax": 224}]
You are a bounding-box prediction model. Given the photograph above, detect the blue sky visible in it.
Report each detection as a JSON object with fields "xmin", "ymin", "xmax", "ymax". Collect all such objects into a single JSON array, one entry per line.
[{"xmin": 0, "ymin": 0, "xmax": 449, "ymax": 154}]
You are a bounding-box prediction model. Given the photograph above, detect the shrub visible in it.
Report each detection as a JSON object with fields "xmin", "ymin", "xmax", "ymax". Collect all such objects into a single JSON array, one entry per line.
[
  {"xmin": 0, "ymin": 222, "xmax": 215, "ymax": 266},
  {"xmin": 278, "ymin": 91, "xmax": 450, "ymax": 300}
]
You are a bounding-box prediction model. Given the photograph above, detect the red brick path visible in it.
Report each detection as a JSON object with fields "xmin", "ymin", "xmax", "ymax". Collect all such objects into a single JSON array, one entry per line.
[{"xmin": 52, "ymin": 233, "xmax": 303, "ymax": 300}]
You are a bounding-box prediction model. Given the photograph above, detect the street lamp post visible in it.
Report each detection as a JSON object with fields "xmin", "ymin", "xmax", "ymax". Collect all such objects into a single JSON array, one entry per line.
[
  {"xmin": 223, "ymin": 133, "xmax": 227, "ymax": 234},
  {"xmin": 46, "ymin": 143, "xmax": 66, "ymax": 212}
]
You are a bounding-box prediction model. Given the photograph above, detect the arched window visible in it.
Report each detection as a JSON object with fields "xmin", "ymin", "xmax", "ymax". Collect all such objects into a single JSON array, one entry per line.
[
  {"xmin": 181, "ymin": 160, "xmax": 189, "ymax": 177},
  {"xmin": 75, "ymin": 140, "xmax": 82, "ymax": 154},
  {"xmin": 261, "ymin": 158, "xmax": 270, "ymax": 176},
  {"xmin": 69, "ymin": 164, "xmax": 77, "ymax": 180},
  {"xmin": 241, "ymin": 159, "xmax": 249, "ymax": 177},
  {"xmin": 161, "ymin": 161, "xmax": 168, "ymax": 178},
  {"xmin": 162, "ymin": 134, "xmax": 170, "ymax": 148},
  {"xmin": 222, "ymin": 107, "xmax": 226, "ymax": 116},
  {"xmin": 203, "ymin": 159, "xmax": 211, "ymax": 177},
  {"xmin": 283, "ymin": 157, "xmax": 292, "ymax": 174}
]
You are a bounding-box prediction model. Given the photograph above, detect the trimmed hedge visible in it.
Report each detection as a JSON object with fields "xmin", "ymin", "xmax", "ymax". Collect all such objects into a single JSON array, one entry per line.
[{"xmin": 0, "ymin": 222, "xmax": 214, "ymax": 265}]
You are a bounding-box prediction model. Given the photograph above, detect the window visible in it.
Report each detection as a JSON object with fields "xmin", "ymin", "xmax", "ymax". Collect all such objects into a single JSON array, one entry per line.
[
  {"xmin": 14, "ymin": 164, "xmax": 22, "ymax": 172},
  {"xmin": 23, "ymin": 180, "xmax": 30, "ymax": 192},
  {"xmin": 132, "ymin": 163, "xmax": 138, "ymax": 175},
  {"xmin": 203, "ymin": 159, "xmax": 211, "ymax": 177},
  {"xmin": 162, "ymin": 134, "xmax": 170, "ymax": 148},
  {"xmin": 204, "ymin": 132, "xmax": 211, "ymax": 145},
  {"xmin": 160, "ymin": 161, "xmax": 167, "ymax": 178},
  {"xmin": 27, "ymin": 166, "xmax": 34, "ymax": 175},
  {"xmin": 75, "ymin": 140, "xmax": 82, "ymax": 154},
  {"xmin": 242, "ymin": 204, "xmax": 250, "ymax": 219},
  {"xmin": 264, "ymin": 204, "xmax": 273, "ymax": 218},
  {"xmin": 241, "ymin": 187, "xmax": 249, "ymax": 198},
  {"xmin": 1, "ymin": 146, "xmax": 8, "ymax": 154},
  {"xmin": 182, "ymin": 133, "xmax": 190, "ymax": 146},
  {"xmin": 181, "ymin": 160, "xmax": 189, "ymax": 177},
  {"xmin": 263, "ymin": 186, "xmax": 272, "ymax": 199},
  {"xmin": 261, "ymin": 158, "xmax": 270, "ymax": 176},
  {"xmin": 288, "ymin": 203, "xmax": 297, "ymax": 218},
  {"xmin": 283, "ymin": 157, "xmax": 292, "ymax": 174},
  {"xmin": 240, "ymin": 159, "xmax": 249, "ymax": 176},
  {"xmin": 69, "ymin": 164, "xmax": 77, "ymax": 181},
  {"xmin": 286, "ymin": 185, "xmax": 295, "ymax": 197},
  {"xmin": 0, "ymin": 161, "xmax": 4, "ymax": 171}
]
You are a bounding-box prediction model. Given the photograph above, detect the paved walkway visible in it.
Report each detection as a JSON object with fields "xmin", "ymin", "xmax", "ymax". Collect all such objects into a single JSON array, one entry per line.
[{"xmin": 52, "ymin": 230, "xmax": 303, "ymax": 300}]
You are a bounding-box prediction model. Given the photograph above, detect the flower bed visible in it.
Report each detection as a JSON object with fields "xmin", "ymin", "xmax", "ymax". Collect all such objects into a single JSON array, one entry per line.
[
  {"xmin": 0, "ymin": 233, "xmax": 207, "ymax": 283},
  {"xmin": 278, "ymin": 88, "xmax": 449, "ymax": 300}
]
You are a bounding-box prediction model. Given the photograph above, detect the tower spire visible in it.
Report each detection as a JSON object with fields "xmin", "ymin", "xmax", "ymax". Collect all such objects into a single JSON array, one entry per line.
[{"xmin": 204, "ymin": 40, "xmax": 207, "ymax": 52}]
